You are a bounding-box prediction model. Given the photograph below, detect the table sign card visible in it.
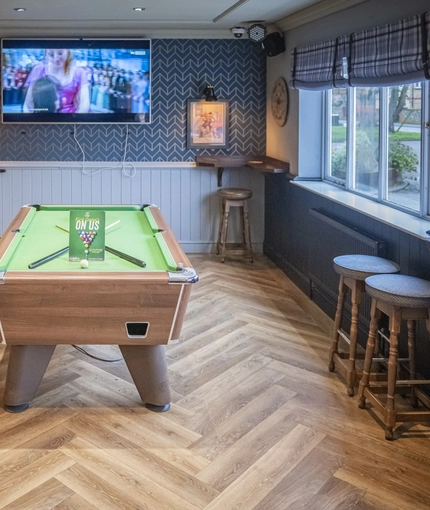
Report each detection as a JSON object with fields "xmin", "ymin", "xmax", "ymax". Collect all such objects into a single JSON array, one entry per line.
[{"xmin": 69, "ymin": 210, "xmax": 105, "ymax": 261}]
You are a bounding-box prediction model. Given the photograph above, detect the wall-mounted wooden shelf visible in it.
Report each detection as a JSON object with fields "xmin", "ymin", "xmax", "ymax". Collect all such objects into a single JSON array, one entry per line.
[{"xmin": 195, "ymin": 155, "xmax": 290, "ymax": 187}]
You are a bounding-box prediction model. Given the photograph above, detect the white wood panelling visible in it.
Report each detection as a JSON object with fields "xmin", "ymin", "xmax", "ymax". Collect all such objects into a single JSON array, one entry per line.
[{"xmin": 0, "ymin": 162, "xmax": 265, "ymax": 253}]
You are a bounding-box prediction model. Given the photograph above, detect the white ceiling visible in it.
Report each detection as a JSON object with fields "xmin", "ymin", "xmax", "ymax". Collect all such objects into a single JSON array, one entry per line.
[{"xmin": 0, "ymin": 0, "xmax": 359, "ymax": 38}]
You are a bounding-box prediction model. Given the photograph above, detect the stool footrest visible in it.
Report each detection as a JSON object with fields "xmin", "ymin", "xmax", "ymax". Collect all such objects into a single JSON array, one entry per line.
[
  {"xmin": 396, "ymin": 411, "xmax": 430, "ymax": 421},
  {"xmin": 364, "ymin": 385, "xmax": 400, "ymax": 394},
  {"xmin": 221, "ymin": 248, "xmax": 250, "ymax": 256},
  {"xmin": 333, "ymin": 352, "xmax": 351, "ymax": 360},
  {"xmin": 364, "ymin": 389, "xmax": 430, "ymax": 412},
  {"xmin": 396, "ymin": 379, "xmax": 430, "ymax": 386},
  {"xmin": 364, "ymin": 380, "xmax": 430, "ymax": 389},
  {"xmin": 337, "ymin": 328, "xmax": 351, "ymax": 345},
  {"xmin": 369, "ymin": 372, "xmax": 388, "ymax": 381},
  {"xmin": 371, "ymin": 357, "xmax": 411, "ymax": 364},
  {"xmin": 417, "ymin": 388, "xmax": 430, "ymax": 409}
]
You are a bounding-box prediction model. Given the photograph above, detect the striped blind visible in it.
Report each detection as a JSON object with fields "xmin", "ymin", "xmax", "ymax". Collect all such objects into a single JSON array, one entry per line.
[{"xmin": 291, "ymin": 12, "xmax": 430, "ymax": 90}]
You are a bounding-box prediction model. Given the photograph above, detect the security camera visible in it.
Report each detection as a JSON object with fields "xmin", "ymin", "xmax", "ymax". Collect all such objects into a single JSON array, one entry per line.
[{"xmin": 231, "ymin": 27, "xmax": 246, "ymax": 38}]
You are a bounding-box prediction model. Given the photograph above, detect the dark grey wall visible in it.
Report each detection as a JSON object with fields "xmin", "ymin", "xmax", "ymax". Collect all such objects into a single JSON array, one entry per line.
[{"xmin": 264, "ymin": 174, "xmax": 430, "ymax": 382}]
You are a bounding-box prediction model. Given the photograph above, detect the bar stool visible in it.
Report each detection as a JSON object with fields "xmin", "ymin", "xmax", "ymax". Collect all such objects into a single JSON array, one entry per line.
[
  {"xmin": 216, "ymin": 188, "xmax": 253, "ymax": 263},
  {"xmin": 358, "ymin": 274, "xmax": 430, "ymax": 440},
  {"xmin": 329, "ymin": 255, "xmax": 400, "ymax": 396}
]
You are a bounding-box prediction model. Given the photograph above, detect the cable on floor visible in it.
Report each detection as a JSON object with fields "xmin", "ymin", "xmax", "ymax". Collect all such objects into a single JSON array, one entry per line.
[{"xmin": 72, "ymin": 344, "xmax": 123, "ymax": 362}]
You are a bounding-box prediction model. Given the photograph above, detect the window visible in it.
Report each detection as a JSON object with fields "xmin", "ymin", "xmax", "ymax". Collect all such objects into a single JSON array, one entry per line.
[{"xmin": 325, "ymin": 82, "xmax": 428, "ymax": 216}]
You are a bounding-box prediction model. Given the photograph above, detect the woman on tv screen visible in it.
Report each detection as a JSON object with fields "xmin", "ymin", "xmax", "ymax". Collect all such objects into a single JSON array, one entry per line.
[
  {"xmin": 23, "ymin": 49, "xmax": 90, "ymax": 114},
  {"xmin": 1, "ymin": 40, "xmax": 151, "ymax": 123}
]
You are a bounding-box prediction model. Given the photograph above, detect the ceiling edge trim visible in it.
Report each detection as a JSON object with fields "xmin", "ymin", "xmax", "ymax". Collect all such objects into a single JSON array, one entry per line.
[
  {"xmin": 278, "ymin": 0, "xmax": 368, "ymax": 32},
  {"xmin": 0, "ymin": 25, "xmax": 235, "ymax": 39}
]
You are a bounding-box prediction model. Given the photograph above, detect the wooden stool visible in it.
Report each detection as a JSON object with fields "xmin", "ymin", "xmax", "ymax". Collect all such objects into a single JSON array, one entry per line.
[
  {"xmin": 216, "ymin": 188, "xmax": 253, "ymax": 263},
  {"xmin": 329, "ymin": 255, "xmax": 400, "ymax": 396},
  {"xmin": 358, "ymin": 274, "xmax": 430, "ymax": 440}
]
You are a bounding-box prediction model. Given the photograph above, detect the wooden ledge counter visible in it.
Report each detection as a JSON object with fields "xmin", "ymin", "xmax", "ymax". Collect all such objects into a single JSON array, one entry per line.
[{"xmin": 195, "ymin": 155, "xmax": 290, "ymax": 187}]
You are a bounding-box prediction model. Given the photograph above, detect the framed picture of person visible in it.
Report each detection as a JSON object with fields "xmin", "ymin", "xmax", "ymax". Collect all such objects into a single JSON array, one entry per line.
[{"xmin": 187, "ymin": 99, "xmax": 229, "ymax": 148}]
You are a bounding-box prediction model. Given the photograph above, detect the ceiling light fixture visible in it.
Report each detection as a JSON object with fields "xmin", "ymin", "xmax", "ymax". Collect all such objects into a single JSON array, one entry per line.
[
  {"xmin": 133, "ymin": 7, "xmax": 145, "ymax": 11},
  {"xmin": 14, "ymin": 7, "xmax": 26, "ymax": 11}
]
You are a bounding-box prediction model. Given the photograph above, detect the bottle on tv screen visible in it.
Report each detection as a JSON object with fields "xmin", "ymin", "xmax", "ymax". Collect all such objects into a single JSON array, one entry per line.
[{"xmin": 1, "ymin": 39, "xmax": 151, "ymax": 124}]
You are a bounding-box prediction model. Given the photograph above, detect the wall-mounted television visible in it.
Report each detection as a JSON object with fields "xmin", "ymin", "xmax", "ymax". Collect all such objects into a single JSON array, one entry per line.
[{"xmin": 1, "ymin": 38, "xmax": 151, "ymax": 124}]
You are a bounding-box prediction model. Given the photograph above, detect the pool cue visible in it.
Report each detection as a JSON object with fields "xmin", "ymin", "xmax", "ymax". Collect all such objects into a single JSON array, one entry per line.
[
  {"xmin": 28, "ymin": 246, "xmax": 69, "ymax": 269},
  {"xmin": 104, "ymin": 246, "xmax": 146, "ymax": 267},
  {"xmin": 55, "ymin": 224, "xmax": 146, "ymax": 268},
  {"xmin": 55, "ymin": 220, "xmax": 120, "ymax": 233},
  {"xmin": 106, "ymin": 220, "xmax": 120, "ymax": 230}
]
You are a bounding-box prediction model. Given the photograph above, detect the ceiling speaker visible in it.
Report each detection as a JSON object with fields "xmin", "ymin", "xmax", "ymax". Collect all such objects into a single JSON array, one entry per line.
[
  {"xmin": 248, "ymin": 23, "xmax": 266, "ymax": 43},
  {"xmin": 262, "ymin": 32, "xmax": 286, "ymax": 57}
]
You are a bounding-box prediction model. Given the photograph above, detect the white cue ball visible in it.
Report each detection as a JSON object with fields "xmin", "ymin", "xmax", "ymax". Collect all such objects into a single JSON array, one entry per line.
[{"xmin": 80, "ymin": 259, "xmax": 89, "ymax": 269}]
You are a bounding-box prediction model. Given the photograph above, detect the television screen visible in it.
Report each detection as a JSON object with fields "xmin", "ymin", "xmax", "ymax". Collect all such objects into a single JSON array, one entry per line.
[{"xmin": 1, "ymin": 39, "xmax": 151, "ymax": 124}]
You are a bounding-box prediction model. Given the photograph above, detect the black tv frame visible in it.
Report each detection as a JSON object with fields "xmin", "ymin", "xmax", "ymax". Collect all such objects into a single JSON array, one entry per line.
[{"xmin": 1, "ymin": 38, "xmax": 151, "ymax": 124}]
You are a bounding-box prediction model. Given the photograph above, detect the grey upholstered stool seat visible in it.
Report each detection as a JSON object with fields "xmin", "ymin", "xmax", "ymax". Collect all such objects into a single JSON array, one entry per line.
[
  {"xmin": 329, "ymin": 255, "xmax": 400, "ymax": 396},
  {"xmin": 334, "ymin": 254, "xmax": 400, "ymax": 281},
  {"xmin": 216, "ymin": 188, "xmax": 253, "ymax": 263},
  {"xmin": 358, "ymin": 273, "xmax": 430, "ymax": 440},
  {"xmin": 365, "ymin": 274, "xmax": 430, "ymax": 308}
]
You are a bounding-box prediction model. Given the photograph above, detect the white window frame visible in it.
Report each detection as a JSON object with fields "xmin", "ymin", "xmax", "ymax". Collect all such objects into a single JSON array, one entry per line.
[{"xmin": 324, "ymin": 82, "xmax": 430, "ymax": 220}]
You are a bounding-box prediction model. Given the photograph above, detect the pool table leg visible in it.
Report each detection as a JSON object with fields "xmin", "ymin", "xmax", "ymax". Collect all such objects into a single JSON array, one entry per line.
[
  {"xmin": 119, "ymin": 345, "xmax": 171, "ymax": 412},
  {"xmin": 4, "ymin": 345, "xmax": 56, "ymax": 413}
]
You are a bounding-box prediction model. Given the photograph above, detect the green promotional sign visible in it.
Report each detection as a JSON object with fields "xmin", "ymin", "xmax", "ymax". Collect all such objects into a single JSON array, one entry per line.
[{"xmin": 69, "ymin": 210, "xmax": 105, "ymax": 261}]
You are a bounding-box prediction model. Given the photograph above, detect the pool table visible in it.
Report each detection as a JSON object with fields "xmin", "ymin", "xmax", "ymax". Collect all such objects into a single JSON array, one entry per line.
[{"xmin": 0, "ymin": 204, "xmax": 198, "ymax": 413}]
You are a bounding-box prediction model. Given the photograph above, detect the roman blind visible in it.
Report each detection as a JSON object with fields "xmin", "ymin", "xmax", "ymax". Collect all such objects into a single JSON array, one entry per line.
[{"xmin": 291, "ymin": 11, "xmax": 430, "ymax": 90}]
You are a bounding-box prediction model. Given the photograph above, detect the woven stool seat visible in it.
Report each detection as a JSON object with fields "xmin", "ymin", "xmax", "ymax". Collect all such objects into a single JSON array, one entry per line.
[
  {"xmin": 365, "ymin": 274, "xmax": 430, "ymax": 308},
  {"xmin": 358, "ymin": 273, "xmax": 430, "ymax": 439},
  {"xmin": 216, "ymin": 188, "xmax": 253, "ymax": 200},
  {"xmin": 216, "ymin": 188, "xmax": 253, "ymax": 263},
  {"xmin": 329, "ymin": 254, "xmax": 400, "ymax": 396},
  {"xmin": 334, "ymin": 255, "xmax": 400, "ymax": 281}
]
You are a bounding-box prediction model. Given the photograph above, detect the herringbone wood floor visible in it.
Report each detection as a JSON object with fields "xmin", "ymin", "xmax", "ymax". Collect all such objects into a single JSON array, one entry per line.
[{"xmin": 1, "ymin": 254, "xmax": 430, "ymax": 509}]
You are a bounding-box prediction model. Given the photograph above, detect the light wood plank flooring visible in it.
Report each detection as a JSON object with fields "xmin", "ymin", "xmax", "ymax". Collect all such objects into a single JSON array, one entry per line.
[{"xmin": 0, "ymin": 254, "xmax": 430, "ymax": 509}]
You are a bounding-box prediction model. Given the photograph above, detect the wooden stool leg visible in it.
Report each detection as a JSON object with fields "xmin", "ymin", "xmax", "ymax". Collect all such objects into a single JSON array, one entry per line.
[
  {"xmin": 358, "ymin": 298, "xmax": 381, "ymax": 408},
  {"xmin": 407, "ymin": 320, "xmax": 418, "ymax": 408},
  {"xmin": 239, "ymin": 201, "xmax": 246, "ymax": 246},
  {"xmin": 384, "ymin": 308, "xmax": 401, "ymax": 440},
  {"xmin": 426, "ymin": 309, "xmax": 430, "ymax": 337},
  {"xmin": 220, "ymin": 201, "xmax": 230, "ymax": 263},
  {"xmin": 242, "ymin": 199, "xmax": 253, "ymax": 262},
  {"xmin": 328, "ymin": 276, "xmax": 347, "ymax": 372},
  {"xmin": 346, "ymin": 280, "xmax": 363, "ymax": 396},
  {"xmin": 216, "ymin": 199, "xmax": 225, "ymax": 255}
]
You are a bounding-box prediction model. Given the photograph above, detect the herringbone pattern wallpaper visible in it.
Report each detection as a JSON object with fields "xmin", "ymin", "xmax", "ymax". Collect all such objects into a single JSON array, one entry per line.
[{"xmin": 0, "ymin": 40, "xmax": 266, "ymax": 161}]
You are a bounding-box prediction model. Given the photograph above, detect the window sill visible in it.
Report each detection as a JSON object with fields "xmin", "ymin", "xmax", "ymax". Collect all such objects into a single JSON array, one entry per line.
[{"xmin": 292, "ymin": 179, "xmax": 430, "ymax": 241}]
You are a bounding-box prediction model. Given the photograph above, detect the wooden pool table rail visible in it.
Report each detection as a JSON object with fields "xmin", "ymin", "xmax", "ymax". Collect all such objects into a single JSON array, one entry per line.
[
  {"xmin": 0, "ymin": 204, "xmax": 33, "ymax": 261},
  {"xmin": 0, "ymin": 204, "xmax": 198, "ymax": 346}
]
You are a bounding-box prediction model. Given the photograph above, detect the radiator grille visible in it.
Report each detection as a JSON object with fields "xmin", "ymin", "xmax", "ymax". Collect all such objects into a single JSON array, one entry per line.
[{"xmin": 308, "ymin": 208, "xmax": 385, "ymax": 324}]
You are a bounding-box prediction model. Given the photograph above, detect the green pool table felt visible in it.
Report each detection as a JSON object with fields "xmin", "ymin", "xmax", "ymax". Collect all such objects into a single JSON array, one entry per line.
[{"xmin": 0, "ymin": 206, "xmax": 177, "ymax": 272}]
